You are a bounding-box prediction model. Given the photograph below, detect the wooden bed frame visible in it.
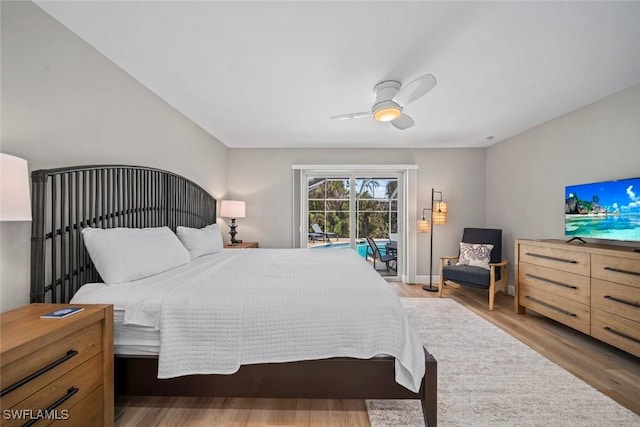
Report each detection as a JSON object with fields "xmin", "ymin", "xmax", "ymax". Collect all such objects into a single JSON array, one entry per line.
[{"xmin": 30, "ymin": 164, "xmax": 437, "ymax": 426}]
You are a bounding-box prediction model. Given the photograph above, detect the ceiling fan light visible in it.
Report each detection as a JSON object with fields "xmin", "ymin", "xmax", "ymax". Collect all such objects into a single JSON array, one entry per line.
[{"xmin": 374, "ymin": 106, "xmax": 402, "ymax": 122}]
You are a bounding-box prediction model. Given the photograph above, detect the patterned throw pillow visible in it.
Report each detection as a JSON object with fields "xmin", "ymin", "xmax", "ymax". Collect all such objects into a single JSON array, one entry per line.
[{"xmin": 456, "ymin": 242, "xmax": 494, "ymax": 270}]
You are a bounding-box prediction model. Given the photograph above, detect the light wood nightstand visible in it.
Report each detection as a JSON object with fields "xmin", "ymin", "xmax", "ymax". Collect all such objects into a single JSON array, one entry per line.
[
  {"xmin": 0, "ymin": 304, "xmax": 114, "ymax": 427},
  {"xmin": 225, "ymin": 242, "xmax": 259, "ymax": 249}
]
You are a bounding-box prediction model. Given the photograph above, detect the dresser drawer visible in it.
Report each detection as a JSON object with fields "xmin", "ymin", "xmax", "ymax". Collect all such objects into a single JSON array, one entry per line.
[
  {"xmin": 519, "ymin": 262, "xmax": 590, "ymax": 304},
  {"xmin": 0, "ymin": 322, "xmax": 102, "ymax": 410},
  {"xmin": 591, "ymin": 278, "xmax": 640, "ymax": 323},
  {"xmin": 592, "ymin": 254, "xmax": 640, "ymax": 289},
  {"xmin": 519, "ymin": 244, "xmax": 590, "ymax": 276},
  {"xmin": 2, "ymin": 354, "xmax": 102, "ymax": 427},
  {"xmin": 520, "ymin": 283, "xmax": 590, "ymax": 334},
  {"xmin": 591, "ymin": 308, "xmax": 640, "ymax": 358}
]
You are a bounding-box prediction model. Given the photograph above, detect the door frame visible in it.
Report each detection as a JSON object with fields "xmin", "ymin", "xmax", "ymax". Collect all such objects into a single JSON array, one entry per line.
[{"xmin": 292, "ymin": 164, "xmax": 418, "ymax": 282}]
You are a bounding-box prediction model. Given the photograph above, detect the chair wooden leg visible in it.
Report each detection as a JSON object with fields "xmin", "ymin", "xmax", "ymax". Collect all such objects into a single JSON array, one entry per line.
[
  {"xmin": 489, "ymin": 284, "xmax": 495, "ymax": 311},
  {"xmin": 489, "ymin": 266, "xmax": 497, "ymax": 311},
  {"xmin": 488, "ymin": 265, "xmax": 510, "ymax": 311}
]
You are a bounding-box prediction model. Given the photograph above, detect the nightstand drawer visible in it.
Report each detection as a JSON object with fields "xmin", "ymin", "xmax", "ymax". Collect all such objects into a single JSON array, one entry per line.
[
  {"xmin": 52, "ymin": 385, "xmax": 104, "ymax": 427},
  {"xmin": 0, "ymin": 304, "xmax": 113, "ymax": 427},
  {"xmin": 3, "ymin": 355, "xmax": 103, "ymax": 427},
  {"xmin": 0, "ymin": 322, "xmax": 102, "ymax": 410}
]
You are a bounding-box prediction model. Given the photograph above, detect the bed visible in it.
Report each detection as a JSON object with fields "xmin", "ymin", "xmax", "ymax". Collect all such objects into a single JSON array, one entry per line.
[{"xmin": 30, "ymin": 164, "xmax": 437, "ymax": 426}]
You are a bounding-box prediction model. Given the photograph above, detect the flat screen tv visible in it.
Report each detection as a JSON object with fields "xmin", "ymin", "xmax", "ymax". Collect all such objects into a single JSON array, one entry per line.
[{"xmin": 565, "ymin": 176, "xmax": 640, "ymax": 243}]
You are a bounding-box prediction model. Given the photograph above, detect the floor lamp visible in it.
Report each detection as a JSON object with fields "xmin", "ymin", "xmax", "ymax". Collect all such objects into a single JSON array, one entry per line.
[{"xmin": 418, "ymin": 188, "xmax": 448, "ymax": 292}]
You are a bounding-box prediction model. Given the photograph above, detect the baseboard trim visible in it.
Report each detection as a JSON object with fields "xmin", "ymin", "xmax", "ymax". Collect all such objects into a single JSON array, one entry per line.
[{"xmin": 415, "ymin": 275, "xmax": 439, "ymax": 285}]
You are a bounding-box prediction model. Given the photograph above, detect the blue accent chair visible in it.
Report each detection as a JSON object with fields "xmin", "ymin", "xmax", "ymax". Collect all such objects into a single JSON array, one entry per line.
[{"xmin": 438, "ymin": 228, "xmax": 508, "ymax": 310}]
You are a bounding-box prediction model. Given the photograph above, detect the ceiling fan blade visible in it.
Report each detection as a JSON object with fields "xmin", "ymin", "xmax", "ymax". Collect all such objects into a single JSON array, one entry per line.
[
  {"xmin": 393, "ymin": 73, "xmax": 437, "ymax": 106},
  {"xmin": 330, "ymin": 111, "xmax": 371, "ymax": 120},
  {"xmin": 391, "ymin": 113, "xmax": 414, "ymax": 130}
]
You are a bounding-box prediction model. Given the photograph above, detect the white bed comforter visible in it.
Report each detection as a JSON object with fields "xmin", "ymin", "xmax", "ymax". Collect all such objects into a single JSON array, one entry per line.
[{"xmin": 71, "ymin": 248, "xmax": 425, "ymax": 392}]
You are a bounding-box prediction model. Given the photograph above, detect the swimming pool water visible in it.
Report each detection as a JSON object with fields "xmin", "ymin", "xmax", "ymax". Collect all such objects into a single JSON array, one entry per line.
[{"xmin": 311, "ymin": 241, "xmax": 389, "ymax": 258}]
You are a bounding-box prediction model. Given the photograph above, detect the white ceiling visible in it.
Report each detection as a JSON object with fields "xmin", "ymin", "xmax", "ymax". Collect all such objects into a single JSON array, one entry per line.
[{"xmin": 35, "ymin": 1, "xmax": 640, "ymax": 149}]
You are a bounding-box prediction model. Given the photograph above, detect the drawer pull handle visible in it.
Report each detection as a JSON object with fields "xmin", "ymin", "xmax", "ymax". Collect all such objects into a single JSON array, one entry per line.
[
  {"xmin": 525, "ymin": 296, "xmax": 577, "ymax": 317},
  {"xmin": 603, "ymin": 327, "xmax": 640, "ymax": 345},
  {"xmin": 603, "ymin": 266, "xmax": 640, "ymax": 277},
  {"xmin": 0, "ymin": 349, "xmax": 78, "ymax": 397},
  {"xmin": 525, "ymin": 253, "xmax": 578, "ymax": 264},
  {"xmin": 22, "ymin": 387, "xmax": 79, "ymax": 427},
  {"xmin": 604, "ymin": 295, "xmax": 640, "ymax": 309},
  {"xmin": 525, "ymin": 273, "xmax": 578, "ymax": 289}
]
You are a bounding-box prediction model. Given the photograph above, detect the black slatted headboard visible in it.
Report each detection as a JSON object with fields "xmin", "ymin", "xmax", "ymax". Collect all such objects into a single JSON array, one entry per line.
[{"xmin": 30, "ymin": 165, "xmax": 217, "ymax": 303}]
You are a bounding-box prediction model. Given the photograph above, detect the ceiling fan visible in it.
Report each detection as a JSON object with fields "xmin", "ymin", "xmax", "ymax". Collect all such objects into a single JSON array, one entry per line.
[{"xmin": 330, "ymin": 73, "xmax": 437, "ymax": 130}]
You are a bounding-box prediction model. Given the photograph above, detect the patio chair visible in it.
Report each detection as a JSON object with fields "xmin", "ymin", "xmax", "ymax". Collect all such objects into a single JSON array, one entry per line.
[
  {"xmin": 311, "ymin": 223, "xmax": 338, "ymax": 242},
  {"xmin": 387, "ymin": 233, "xmax": 398, "ymax": 254},
  {"xmin": 366, "ymin": 237, "xmax": 397, "ymax": 272},
  {"xmin": 308, "ymin": 232, "xmax": 324, "ymax": 242}
]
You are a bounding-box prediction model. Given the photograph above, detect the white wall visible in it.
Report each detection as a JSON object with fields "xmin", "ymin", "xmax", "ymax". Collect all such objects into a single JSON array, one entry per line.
[
  {"xmin": 487, "ymin": 83, "xmax": 640, "ymax": 287},
  {"xmin": 4, "ymin": 1, "xmax": 637, "ymax": 310},
  {"xmin": 231, "ymin": 83, "xmax": 640, "ymax": 288},
  {"xmin": 228, "ymin": 148, "xmax": 486, "ymax": 280},
  {"xmin": 0, "ymin": 1, "xmax": 229, "ymax": 311}
]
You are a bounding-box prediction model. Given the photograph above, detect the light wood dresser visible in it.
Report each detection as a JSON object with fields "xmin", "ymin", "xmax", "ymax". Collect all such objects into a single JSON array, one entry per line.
[
  {"xmin": 515, "ymin": 239, "xmax": 640, "ymax": 357},
  {"xmin": 0, "ymin": 304, "xmax": 113, "ymax": 426}
]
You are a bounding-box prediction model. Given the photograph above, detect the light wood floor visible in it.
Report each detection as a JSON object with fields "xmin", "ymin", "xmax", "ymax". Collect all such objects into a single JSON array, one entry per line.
[{"xmin": 115, "ymin": 282, "xmax": 640, "ymax": 426}]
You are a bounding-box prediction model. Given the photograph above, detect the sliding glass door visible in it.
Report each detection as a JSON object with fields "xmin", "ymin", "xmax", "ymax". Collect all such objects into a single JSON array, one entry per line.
[
  {"xmin": 307, "ymin": 177, "xmax": 350, "ymax": 245},
  {"xmin": 302, "ymin": 171, "xmax": 402, "ymax": 278},
  {"xmin": 355, "ymin": 177, "xmax": 398, "ymax": 241}
]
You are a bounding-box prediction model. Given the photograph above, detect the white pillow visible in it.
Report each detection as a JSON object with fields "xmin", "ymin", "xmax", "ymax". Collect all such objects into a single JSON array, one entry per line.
[
  {"xmin": 456, "ymin": 242, "xmax": 494, "ymax": 270},
  {"xmin": 176, "ymin": 223, "xmax": 224, "ymax": 259},
  {"xmin": 82, "ymin": 226, "xmax": 191, "ymax": 284}
]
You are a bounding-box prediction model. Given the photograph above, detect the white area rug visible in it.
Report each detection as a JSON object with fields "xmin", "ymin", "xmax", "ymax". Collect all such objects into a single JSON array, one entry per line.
[{"xmin": 366, "ymin": 298, "xmax": 640, "ymax": 426}]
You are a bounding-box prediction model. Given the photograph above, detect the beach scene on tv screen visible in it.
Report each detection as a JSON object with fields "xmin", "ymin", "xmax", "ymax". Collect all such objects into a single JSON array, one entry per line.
[{"xmin": 565, "ymin": 177, "xmax": 640, "ymax": 242}]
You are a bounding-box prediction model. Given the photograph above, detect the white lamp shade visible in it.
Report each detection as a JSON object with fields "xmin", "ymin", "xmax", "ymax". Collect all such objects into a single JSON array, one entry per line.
[
  {"xmin": 220, "ymin": 200, "xmax": 246, "ymax": 219},
  {"xmin": 0, "ymin": 154, "xmax": 32, "ymax": 221}
]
